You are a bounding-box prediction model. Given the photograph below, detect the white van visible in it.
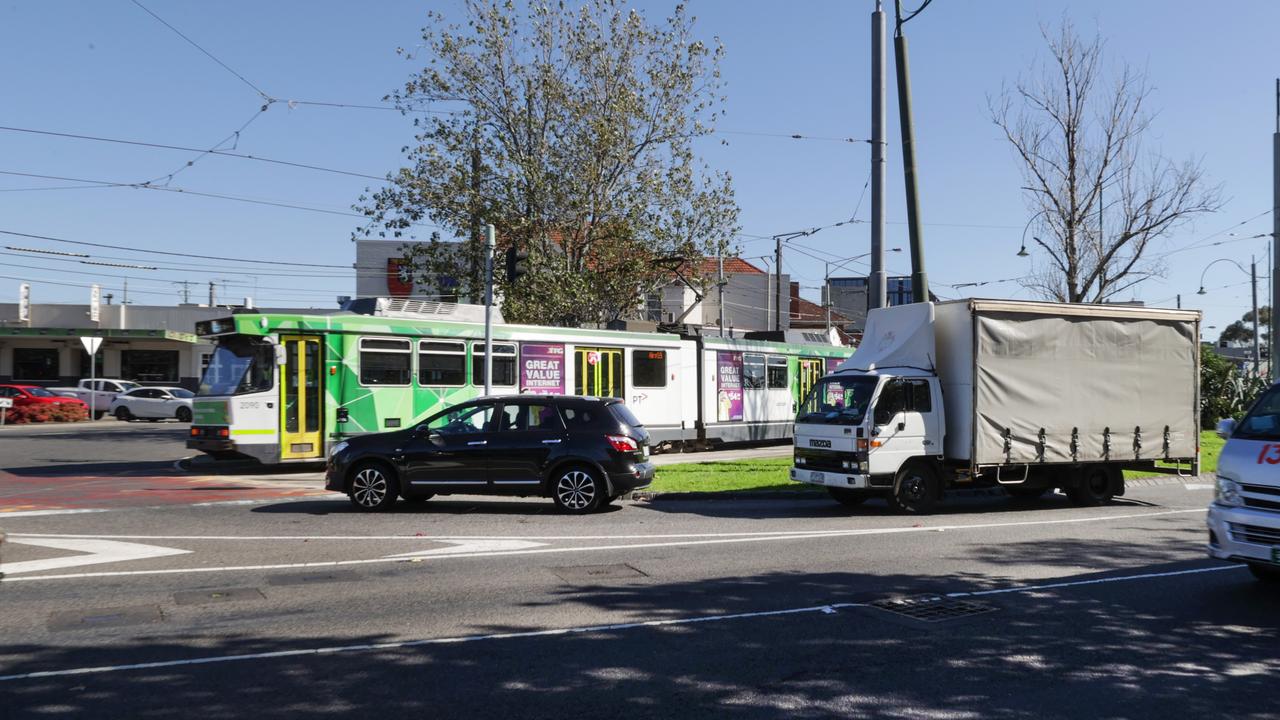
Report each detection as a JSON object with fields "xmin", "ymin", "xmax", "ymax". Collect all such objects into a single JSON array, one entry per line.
[{"xmin": 1207, "ymin": 384, "xmax": 1280, "ymax": 582}]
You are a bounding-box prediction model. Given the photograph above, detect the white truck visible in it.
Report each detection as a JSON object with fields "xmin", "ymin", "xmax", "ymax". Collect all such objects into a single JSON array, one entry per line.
[
  {"xmin": 49, "ymin": 379, "xmax": 141, "ymax": 419},
  {"xmin": 791, "ymin": 299, "xmax": 1201, "ymax": 513}
]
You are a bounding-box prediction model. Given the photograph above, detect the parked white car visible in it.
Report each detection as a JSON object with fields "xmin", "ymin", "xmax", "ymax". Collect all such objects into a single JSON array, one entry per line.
[
  {"xmin": 49, "ymin": 379, "xmax": 141, "ymax": 418},
  {"xmin": 108, "ymin": 387, "xmax": 195, "ymax": 422},
  {"xmin": 1207, "ymin": 382, "xmax": 1280, "ymax": 583}
]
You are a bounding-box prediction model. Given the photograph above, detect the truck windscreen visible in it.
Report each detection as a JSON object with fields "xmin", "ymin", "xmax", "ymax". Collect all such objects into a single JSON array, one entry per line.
[
  {"xmin": 796, "ymin": 375, "xmax": 878, "ymax": 426},
  {"xmin": 198, "ymin": 337, "xmax": 274, "ymax": 396}
]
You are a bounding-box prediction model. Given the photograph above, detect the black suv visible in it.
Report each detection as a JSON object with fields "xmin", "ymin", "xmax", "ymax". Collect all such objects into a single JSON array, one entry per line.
[{"xmin": 325, "ymin": 395, "xmax": 654, "ymax": 513}]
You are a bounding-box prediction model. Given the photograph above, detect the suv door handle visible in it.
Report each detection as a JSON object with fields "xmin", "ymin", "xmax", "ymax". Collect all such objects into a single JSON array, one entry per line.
[
  {"xmin": 541, "ymin": 439, "xmax": 562, "ymax": 444},
  {"xmin": 466, "ymin": 440, "xmax": 487, "ymax": 446}
]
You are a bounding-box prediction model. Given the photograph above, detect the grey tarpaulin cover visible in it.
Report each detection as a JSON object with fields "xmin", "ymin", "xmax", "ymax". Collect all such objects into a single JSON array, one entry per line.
[{"xmin": 971, "ymin": 309, "xmax": 1199, "ymax": 465}]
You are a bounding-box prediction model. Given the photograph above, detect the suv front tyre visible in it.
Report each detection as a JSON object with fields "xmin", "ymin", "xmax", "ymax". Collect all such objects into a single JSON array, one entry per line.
[
  {"xmin": 349, "ymin": 462, "xmax": 400, "ymax": 512},
  {"xmin": 552, "ymin": 465, "xmax": 606, "ymax": 514}
]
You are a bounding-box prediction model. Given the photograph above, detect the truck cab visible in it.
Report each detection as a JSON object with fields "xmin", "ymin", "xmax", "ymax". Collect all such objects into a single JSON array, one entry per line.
[
  {"xmin": 1207, "ymin": 382, "xmax": 1280, "ymax": 583},
  {"xmin": 791, "ymin": 370, "xmax": 944, "ymax": 511}
]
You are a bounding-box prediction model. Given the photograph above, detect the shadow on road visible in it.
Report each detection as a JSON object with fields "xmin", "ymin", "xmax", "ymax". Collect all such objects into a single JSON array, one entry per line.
[{"xmin": 2, "ymin": 561, "xmax": 1277, "ymax": 718}]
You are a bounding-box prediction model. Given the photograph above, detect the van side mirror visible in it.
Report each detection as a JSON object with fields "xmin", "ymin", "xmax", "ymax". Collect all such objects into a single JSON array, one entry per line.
[{"xmin": 1216, "ymin": 418, "xmax": 1237, "ymax": 439}]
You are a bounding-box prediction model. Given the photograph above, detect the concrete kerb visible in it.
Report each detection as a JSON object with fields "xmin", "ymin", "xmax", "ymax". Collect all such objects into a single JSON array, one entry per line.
[{"xmin": 629, "ymin": 473, "xmax": 1212, "ymax": 502}]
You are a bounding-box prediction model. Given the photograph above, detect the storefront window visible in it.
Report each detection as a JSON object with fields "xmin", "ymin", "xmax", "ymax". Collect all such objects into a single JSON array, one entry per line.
[
  {"xmin": 13, "ymin": 348, "xmax": 59, "ymax": 381},
  {"xmin": 121, "ymin": 350, "xmax": 180, "ymax": 383}
]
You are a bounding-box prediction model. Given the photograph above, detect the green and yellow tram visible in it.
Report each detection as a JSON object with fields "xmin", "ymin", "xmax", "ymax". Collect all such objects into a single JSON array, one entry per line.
[{"xmin": 189, "ymin": 302, "xmax": 852, "ymax": 463}]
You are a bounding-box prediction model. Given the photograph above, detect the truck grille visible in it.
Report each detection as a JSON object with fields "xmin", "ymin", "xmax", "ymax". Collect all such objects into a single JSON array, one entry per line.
[
  {"xmin": 1241, "ymin": 484, "xmax": 1280, "ymax": 511},
  {"xmin": 1229, "ymin": 523, "xmax": 1280, "ymax": 546},
  {"xmin": 794, "ymin": 449, "xmax": 851, "ymax": 473}
]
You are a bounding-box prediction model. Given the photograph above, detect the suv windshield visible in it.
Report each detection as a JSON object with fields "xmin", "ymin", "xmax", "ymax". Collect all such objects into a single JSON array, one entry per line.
[
  {"xmin": 1234, "ymin": 384, "xmax": 1280, "ymax": 441},
  {"xmin": 797, "ymin": 375, "xmax": 879, "ymax": 426},
  {"xmin": 199, "ymin": 337, "xmax": 274, "ymax": 396}
]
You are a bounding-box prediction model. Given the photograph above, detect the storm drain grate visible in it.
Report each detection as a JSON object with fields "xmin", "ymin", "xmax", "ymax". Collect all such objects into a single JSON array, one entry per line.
[
  {"xmin": 551, "ymin": 563, "xmax": 648, "ymax": 582},
  {"xmin": 868, "ymin": 595, "xmax": 997, "ymax": 623}
]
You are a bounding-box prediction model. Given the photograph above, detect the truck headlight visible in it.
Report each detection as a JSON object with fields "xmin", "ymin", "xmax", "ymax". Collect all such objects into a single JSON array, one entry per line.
[
  {"xmin": 329, "ymin": 441, "xmax": 349, "ymax": 458},
  {"xmin": 1215, "ymin": 477, "xmax": 1242, "ymax": 507}
]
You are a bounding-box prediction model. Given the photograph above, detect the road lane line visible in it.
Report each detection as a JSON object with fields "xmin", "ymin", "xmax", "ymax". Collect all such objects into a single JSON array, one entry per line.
[
  {"xmin": 946, "ymin": 564, "xmax": 1242, "ymax": 598},
  {"xmin": 6, "ymin": 508, "xmax": 1207, "ymax": 542},
  {"xmin": 1, "ymin": 508, "xmax": 1206, "ymax": 583},
  {"xmin": 0, "ymin": 508, "xmax": 111, "ymax": 519},
  {"xmin": 0, "ymin": 564, "xmax": 1246, "ymax": 683}
]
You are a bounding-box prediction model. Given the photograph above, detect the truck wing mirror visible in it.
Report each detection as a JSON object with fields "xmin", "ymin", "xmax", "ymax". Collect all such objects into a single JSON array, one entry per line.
[{"xmin": 1216, "ymin": 418, "xmax": 1236, "ymax": 439}]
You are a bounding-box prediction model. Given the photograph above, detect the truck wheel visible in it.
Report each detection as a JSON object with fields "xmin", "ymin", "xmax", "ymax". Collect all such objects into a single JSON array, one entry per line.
[
  {"xmin": 1066, "ymin": 467, "xmax": 1114, "ymax": 506},
  {"xmin": 827, "ymin": 487, "xmax": 869, "ymax": 507},
  {"xmin": 889, "ymin": 462, "xmax": 940, "ymax": 514},
  {"xmin": 1248, "ymin": 563, "xmax": 1280, "ymax": 583}
]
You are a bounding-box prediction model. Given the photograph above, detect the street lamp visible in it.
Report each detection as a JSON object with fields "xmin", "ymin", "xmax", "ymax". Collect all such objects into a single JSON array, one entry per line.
[
  {"xmin": 1016, "ymin": 211, "xmax": 1048, "ymax": 257},
  {"xmin": 824, "ymin": 248, "xmax": 902, "ymax": 332},
  {"xmin": 1197, "ymin": 257, "xmax": 1261, "ymax": 378}
]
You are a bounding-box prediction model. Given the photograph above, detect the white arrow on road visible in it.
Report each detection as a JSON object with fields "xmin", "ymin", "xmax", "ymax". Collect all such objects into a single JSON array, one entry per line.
[
  {"xmin": 385, "ymin": 539, "xmax": 546, "ymax": 559},
  {"xmin": 0, "ymin": 537, "xmax": 191, "ymax": 575}
]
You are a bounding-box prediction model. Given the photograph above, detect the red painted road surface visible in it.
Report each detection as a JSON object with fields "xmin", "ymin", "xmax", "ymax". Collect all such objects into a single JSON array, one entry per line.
[{"xmin": 0, "ymin": 468, "xmax": 327, "ymax": 513}]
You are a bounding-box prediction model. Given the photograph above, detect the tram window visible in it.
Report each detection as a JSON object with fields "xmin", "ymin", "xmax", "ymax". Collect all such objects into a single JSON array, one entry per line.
[
  {"xmin": 418, "ymin": 340, "xmax": 466, "ymax": 386},
  {"xmin": 359, "ymin": 337, "xmax": 412, "ymax": 386},
  {"xmin": 471, "ymin": 343, "xmax": 517, "ymax": 387},
  {"xmin": 631, "ymin": 349, "xmax": 667, "ymax": 388},
  {"xmin": 742, "ymin": 354, "xmax": 766, "ymax": 390},
  {"xmin": 766, "ymin": 356, "xmax": 788, "ymax": 389}
]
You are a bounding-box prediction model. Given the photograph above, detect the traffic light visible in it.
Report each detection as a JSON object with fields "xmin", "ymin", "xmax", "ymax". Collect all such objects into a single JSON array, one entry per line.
[{"xmin": 505, "ymin": 246, "xmax": 529, "ymax": 284}]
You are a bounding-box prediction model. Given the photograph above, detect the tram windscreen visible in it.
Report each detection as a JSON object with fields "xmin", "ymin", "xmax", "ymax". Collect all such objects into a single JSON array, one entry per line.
[
  {"xmin": 796, "ymin": 375, "xmax": 878, "ymax": 426},
  {"xmin": 199, "ymin": 337, "xmax": 274, "ymax": 396}
]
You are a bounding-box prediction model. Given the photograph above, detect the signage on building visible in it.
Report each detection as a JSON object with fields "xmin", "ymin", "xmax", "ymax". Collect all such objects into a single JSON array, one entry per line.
[
  {"xmin": 18, "ymin": 283, "xmax": 30, "ymax": 323},
  {"xmin": 386, "ymin": 258, "xmax": 414, "ymax": 297},
  {"xmin": 520, "ymin": 343, "xmax": 565, "ymax": 394},
  {"xmin": 89, "ymin": 284, "xmax": 101, "ymax": 323}
]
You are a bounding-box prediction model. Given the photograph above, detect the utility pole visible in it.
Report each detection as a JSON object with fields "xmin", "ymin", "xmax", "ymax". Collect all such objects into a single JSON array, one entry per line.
[
  {"xmin": 1176, "ymin": 294, "xmax": 1181, "ymax": 310},
  {"xmin": 174, "ymin": 281, "xmax": 191, "ymax": 304},
  {"xmin": 718, "ymin": 251, "xmax": 725, "ymax": 338},
  {"xmin": 825, "ymin": 261, "xmax": 832, "ymax": 333},
  {"xmin": 775, "ymin": 236, "xmax": 784, "ymax": 332},
  {"xmin": 122, "ymin": 278, "xmax": 129, "ymax": 305},
  {"xmin": 869, "ymin": 0, "xmax": 887, "ymax": 310},
  {"xmin": 471, "ymin": 128, "xmax": 483, "ymax": 303},
  {"xmin": 208, "ymin": 281, "xmax": 216, "ymax": 306},
  {"xmin": 1272, "ymin": 77, "xmax": 1279, "ymax": 380},
  {"xmin": 1254, "ymin": 255, "xmax": 1262, "ymax": 378},
  {"xmin": 894, "ymin": 0, "xmax": 929, "ymax": 304},
  {"xmin": 483, "ymin": 223, "xmax": 496, "ymax": 396}
]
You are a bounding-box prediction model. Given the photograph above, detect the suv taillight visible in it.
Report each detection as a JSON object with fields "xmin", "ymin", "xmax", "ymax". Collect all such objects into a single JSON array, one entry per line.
[{"xmin": 606, "ymin": 435, "xmax": 639, "ymax": 453}]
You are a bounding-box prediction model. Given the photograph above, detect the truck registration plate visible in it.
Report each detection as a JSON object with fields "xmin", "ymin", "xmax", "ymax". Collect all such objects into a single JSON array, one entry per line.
[{"xmin": 809, "ymin": 471, "xmax": 824, "ymax": 483}]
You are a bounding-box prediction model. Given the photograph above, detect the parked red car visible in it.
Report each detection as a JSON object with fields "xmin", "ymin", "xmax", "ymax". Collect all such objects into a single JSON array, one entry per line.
[{"xmin": 0, "ymin": 384, "xmax": 90, "ymax": 410}]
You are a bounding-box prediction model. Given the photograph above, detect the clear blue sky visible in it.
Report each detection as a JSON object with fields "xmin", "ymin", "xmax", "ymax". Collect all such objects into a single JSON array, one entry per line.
[{"xmin": 2, "ymin": 0, "xmax": 1276, "ymax": 337}]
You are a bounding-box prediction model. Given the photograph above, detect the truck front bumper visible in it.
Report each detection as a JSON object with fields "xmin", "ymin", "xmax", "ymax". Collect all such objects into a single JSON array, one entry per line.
[
  {"xmin": 790, "ymin": 466, "xmax": 867, "ymax": 490},
  {"xmin": 1207, "ymin": 503, "xmax": 1280, "ymax": 567}
]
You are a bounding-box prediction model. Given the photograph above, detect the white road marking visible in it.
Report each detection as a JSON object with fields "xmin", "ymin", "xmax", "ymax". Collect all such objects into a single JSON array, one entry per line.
[
  {"xmin": 386, "ymin": 539, "xmax": 547, "ymax": 558},
  {"xmin": 0, "ymin": 564, "xmax": 1246, "ymax": 683},
  {"xmin": 8, "ymin": 508, "xmax": 1209, "ymax": 543},
  {"xmin": 0, "ymin": 538, "xmax": 191, "ymax": 575},
  {"xmin": 0, "ymin": 508, "xmax": 1206, "ymax": 583},
  {"xmin": 0, "ymin": 508, "xmax": 111, "ymax": 519}
]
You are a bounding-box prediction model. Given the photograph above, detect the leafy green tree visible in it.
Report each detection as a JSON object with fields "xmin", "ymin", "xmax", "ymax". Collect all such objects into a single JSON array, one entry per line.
[
  {"xmin": 356, "ymin": 0, "xmax": 738, "ymax": 326},
  {"xmin": 1201, "ymin": 345, "xmax": 1268, "ymax": 428},
  {"xmin": 1217, "ymin": 305, "xmax": 1270, "ymax": 346}
]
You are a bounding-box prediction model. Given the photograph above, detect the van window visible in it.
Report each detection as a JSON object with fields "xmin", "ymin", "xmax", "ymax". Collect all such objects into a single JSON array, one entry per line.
[{"xmin": 1236, "ymin": 385, "xmax": 1280, "ymax": 441}]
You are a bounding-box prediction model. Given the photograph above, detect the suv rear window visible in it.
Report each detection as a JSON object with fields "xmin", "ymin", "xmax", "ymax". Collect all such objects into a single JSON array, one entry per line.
[{"xmin": 608, "ymin": 403, "xmax": 644, "ymax": 428}]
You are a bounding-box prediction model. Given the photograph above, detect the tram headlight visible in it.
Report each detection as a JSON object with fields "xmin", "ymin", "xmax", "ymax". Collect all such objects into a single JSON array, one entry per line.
[{"xmin": 329, "ymin": 441, "xmax": 349, "ymax": 458}]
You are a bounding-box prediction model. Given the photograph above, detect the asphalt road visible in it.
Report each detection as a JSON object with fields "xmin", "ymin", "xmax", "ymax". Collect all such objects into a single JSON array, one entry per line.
[{"xmin": 2, "ymin": 471, "xmax": 1274, "ymax": 720}]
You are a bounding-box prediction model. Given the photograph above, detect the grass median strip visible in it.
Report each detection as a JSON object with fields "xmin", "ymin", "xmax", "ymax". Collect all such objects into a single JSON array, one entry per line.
[
  {"xmin": 651, "ymin": 430, "xmax": 1221, "ymax": 494},
  {"xmin": 647, "ymin": 457, "xmax": 814, "ymax": 494}
]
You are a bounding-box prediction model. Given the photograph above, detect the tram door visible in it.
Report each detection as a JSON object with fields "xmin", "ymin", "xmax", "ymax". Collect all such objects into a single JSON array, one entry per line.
[
  {"xmin": 280, "ymin": 335, "xmax": 324, "ymax": 460},
  {"xmin": 797, "ymin": 358, "xmax": 824, "ymax": 407},
  {"xmin": 574, "ymin": 347, "xmax": 624, "ymax": 398}
]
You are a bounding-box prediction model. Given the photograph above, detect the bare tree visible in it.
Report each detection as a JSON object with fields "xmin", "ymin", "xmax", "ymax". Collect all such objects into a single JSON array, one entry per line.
[{"xmin": 991, "ymin": 20, "xmax": 1222, "ymax": 303}]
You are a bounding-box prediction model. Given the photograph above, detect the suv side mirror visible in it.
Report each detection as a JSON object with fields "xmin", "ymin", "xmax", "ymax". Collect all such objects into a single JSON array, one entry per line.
[{"xmin": 1216, "ymin": 417, "xmax": 1237, "ymax": 439}]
